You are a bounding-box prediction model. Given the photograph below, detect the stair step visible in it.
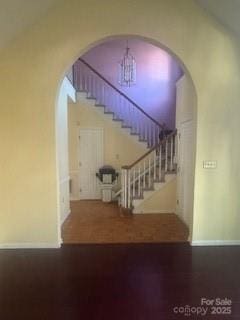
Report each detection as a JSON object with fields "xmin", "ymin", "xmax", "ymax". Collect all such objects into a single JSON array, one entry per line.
[
  {"xmin": 130, "ymin": 132, "xmax": 139, "ymax": 136},
  {"xmin": 104, "ymin": 111, "xmax": 114, "ymax": 115},
  {"xmin": 113, "ymin": 118, "xmax": 124, "ymax": 122},
  {"xmin": 122, "ymin": 125, "xmax": 132, "ymax": 129},
  {"xmin": 95, "ymin": 104, "xmax": 105, "ymax": 107},
  {"xmin": 86, "ymin": 96, "xmax": 96, "ymax": 100}
]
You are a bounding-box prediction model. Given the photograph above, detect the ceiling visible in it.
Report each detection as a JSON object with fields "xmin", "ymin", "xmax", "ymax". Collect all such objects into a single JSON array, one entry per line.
[
  {"xmin": 196, "ymin": 0, "xmax": 240, "ymax": 38},
  {"xmin": 0, "ymin": 0, "xmax": 240, "ymax": 52},
  {"xmin": 0, "ymin": 0, "xmax": 58, "ymax": 51}
]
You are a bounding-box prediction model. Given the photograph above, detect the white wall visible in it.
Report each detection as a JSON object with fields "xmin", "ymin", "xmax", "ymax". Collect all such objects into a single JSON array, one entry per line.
[
  {"xmin": 56, "ymin": 77, "xmax": 76, "ymax": 224},
  {"xmin": 176, "ymin": 74, "xmax": 197, "ymax": 238}
]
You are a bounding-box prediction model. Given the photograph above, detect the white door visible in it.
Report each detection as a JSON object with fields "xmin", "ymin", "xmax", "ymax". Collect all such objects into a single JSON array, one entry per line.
[
  {"xmin": 177, "ymin": 120, "xmax": 194, "ymax": 227},
  {"xmin": 78, "ymin": 128, "xmax": 103, "ymax": 199}
]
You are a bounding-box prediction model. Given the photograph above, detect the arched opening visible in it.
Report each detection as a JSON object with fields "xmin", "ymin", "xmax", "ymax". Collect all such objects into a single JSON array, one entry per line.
[{"xmin": 55, "ymin": 35, "xmax": 197, "ymax": 244}]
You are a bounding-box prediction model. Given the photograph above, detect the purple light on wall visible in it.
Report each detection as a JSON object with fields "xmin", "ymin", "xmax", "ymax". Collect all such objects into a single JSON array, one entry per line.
[{"xmin": 82, "ymin": 38, "xmax": 183, "ymax": 129}]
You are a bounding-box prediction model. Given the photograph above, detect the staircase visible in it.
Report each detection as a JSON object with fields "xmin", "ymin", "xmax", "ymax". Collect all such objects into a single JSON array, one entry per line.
[
  {"xmin": 120, "ymin": 131, "xmax": 177, "ymax": 212},
  {"xmin": 73, "ymin": 58, "xmax": 164, "ymax": 148},
  {"xmin": 73, "ymin": 58, "xmax": 177, "ymax": 213}
]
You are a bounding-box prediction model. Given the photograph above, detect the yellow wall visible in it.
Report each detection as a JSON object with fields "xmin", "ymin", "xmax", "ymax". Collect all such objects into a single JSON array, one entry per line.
[
  {"xmin": 68, "ymin": 99, "xmax": 146, "ymax": 173},
  {"xmin": 134, "ymin": 178, "xmax": 177, "ymax": 214},
  {"xmin": 0, "ymin": 0, "xmax": 240, "ymax": 246}
]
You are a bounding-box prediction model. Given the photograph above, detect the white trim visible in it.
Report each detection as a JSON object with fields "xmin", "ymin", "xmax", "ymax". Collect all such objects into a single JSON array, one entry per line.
[
  {"xmin": 133, "ymin": 209, "xmax": 175, "ymax": 214},
  {"xmin": 63, "ymin": 77, "xmax": 76, "ymax": 102},
  {"xmin": 191, "ymin": 240, "xmax": 240, "ymax": 246},
  {"xmin": 0, "ymin": 242, "xmax": 61, "ymax": 249},
  {"xmin": 60, "ymin": 176, "xmax": 70, "ymax": 184},
  {"xmin": 61, "ymin": 209, "xmax": 71, "ymax": 225}
]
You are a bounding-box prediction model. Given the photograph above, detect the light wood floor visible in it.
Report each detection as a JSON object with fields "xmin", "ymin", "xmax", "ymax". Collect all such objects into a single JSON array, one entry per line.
[{"xmin": 62, "ymin": 200, "xmax": 189, "ymax": 244}]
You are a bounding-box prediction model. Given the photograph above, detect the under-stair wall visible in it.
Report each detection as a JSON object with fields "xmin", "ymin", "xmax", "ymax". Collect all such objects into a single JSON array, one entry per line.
[{"xmin": 68, "ymin": 97, "xmax": 148, "ymax": 200}]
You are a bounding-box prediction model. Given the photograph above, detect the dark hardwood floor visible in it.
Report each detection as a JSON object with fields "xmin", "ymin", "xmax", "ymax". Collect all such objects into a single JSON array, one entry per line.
[{"xmin": 0, "ymin": 244, "xmax": 239, "ymax": 319}]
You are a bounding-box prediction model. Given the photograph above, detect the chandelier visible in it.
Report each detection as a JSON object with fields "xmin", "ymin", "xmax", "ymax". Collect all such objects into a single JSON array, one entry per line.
[{"xmin": 119, "ymin": 42, "xmax": 136, "ymax": 87}]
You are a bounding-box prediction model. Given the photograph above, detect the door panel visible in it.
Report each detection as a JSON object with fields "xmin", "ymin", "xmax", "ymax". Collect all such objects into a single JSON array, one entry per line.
[
  {"xmin": 177, "ymin": 120, "xmax": 194, "ymax": 227},
  {"xmin": 79, "ymin": 128, "xmax": 103, "ymax": 199}
]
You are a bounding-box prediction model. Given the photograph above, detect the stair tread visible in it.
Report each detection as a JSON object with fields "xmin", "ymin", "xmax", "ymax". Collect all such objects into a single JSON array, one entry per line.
[
  {"xmin": 112, "ymin": 118, "xmax": 123, "ymax": 122},
  {"xmin": 104, "ymin": 111, "xmax": 114, "ymax": 115}
]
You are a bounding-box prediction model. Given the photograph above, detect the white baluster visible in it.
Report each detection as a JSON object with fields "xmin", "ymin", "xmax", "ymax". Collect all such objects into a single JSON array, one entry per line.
[
  {"xmin": 138, "ymin": 165, "xmax": 141, "ymax": 197},
  {"xmin": 128, "ymin": 169, "xmax": 131, "ymax": 209},
  {"xmin": 148, "ymin": 121, "xmax": 151, "ymax": 147},
  {"xmin": 170, "ymin": 135, "xmax": 173, "ymax": 171},
  {"xmin": 159, "ymin": 145, "xmax": 162, "ymax": 181},
  {"xmin": 148, "ymin": 155, "xmax": 151, "ymax": 187},
  {"xmin": 154, "ymin": 150, "xmax": 156, "ymax": 181},
  {"xmin": 121, "ymin": 168, "xmax": 125, "ymax": 208},
  {"xmin": 165, "ymin": 138, "xmax": 168, "ymax": 172},
  {"xmin": 143, "ymin": 160, "xmax": 146, "ymax": 189},
  {"xmin": 133, "ymin": 168, "xmax": 136, "ymax": 198}
]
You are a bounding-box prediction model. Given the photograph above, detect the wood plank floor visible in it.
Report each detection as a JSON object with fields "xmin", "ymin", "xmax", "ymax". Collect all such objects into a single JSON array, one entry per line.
[
  {"xmin": 0, "ymin": 244, "xmax": 240, "ymax": 320},
  {"xmin": 62, "ymin": 200, "xmax": 188, "ymax": 244}
]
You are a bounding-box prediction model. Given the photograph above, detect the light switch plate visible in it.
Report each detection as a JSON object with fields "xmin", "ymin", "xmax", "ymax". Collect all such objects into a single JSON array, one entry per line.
[{"xmin": 203, "ymin": 160, "xmax": 217, "ymax": 169}]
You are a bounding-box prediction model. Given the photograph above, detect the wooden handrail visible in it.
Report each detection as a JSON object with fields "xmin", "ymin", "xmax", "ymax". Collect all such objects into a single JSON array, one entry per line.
[
  {"xmin": 122, "ymin": 130, "xmax": 177, "ymax": 170},
  {"xmin": 76, "ymin": 58, "xmax": 165, "ymax": 129}
]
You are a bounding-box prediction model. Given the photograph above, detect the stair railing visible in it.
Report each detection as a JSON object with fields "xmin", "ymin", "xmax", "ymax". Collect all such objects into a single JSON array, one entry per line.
[
  {"xmin": 120, "ymin": 130, "xmax": 177, "ymax": 209},
  {"xmin": 73, "ymin": 58, "xmax": 165, "ymax": 148}
]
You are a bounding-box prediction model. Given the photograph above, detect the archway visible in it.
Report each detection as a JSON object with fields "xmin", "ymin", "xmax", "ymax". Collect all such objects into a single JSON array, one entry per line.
[{"xmin": 55, "ymin": 35, "xmax": 197, "ymax": 244}]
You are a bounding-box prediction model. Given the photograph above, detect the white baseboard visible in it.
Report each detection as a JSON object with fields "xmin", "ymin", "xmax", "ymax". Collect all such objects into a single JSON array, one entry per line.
[
  {"xmin": 0, "ymin": 242, "xmax": 61, "ymax": 249},
  {"xmin": 133, "ymin": 209, "xmax": 175, "ymax": 214},
  {"xmin": 191, "ymin": 240, "xmax": 240, "ymax": 246}
]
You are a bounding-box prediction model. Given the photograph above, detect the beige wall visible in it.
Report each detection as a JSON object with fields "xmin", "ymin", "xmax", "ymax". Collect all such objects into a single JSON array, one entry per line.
[
  {"xmin": 134, "ymin": 178, "xmax": 177, "ymax": 214},
  {"xmin": 0, "ymin": 0, "xmax": 240, "ymax": 246}
]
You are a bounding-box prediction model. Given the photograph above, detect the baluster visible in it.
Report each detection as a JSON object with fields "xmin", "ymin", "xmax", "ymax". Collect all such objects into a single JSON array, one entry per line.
[
  {"xmin": 132, "ymin": 103, "xmax": 135, "ymax": 129},
  {"xmin": 159, "ymin": 145, "xmax": 162, "ymax": 181},
  {"xmin": 148, "ymin": 121, "xmax": 151, "ymax": 147},
  {"xmin": 170, "ymin": 135, "xmax": 173, "ymax": 171},
  {"xmin": 148, "ymin": 155, "xmax": 151, "ymax": 187},
  {"xmin": 143, "ymin": 160, "xmax": 146, "ymax": 189},
  {"xmin": 154, "ymin": 149, "xmax": 156, "ymax": 181},
  {"xmin": 174, "ymin": 132, "xmax": 177, "ymax": 163},
  {"xmin": 133, "ymin": 168, "xmax": 136, "ymax": 198},
  {"xmin": 165, "ymin": 138, "xmax": 168, "ymax": 172},
  {"xmin": 127, "ymin": 102, "xmax": 130, "ymax": 129},
  {"xmin": 128, "ymin": 169, "xmax": 131, "ymax": 209},
  {"xmin": 136, "ymin": 111, "xmax": 140, "ymax": 135},
  {"xmin": 144, "ymin": 121, "xmax": 147, "ymax": 142},
  {"xmin": 121, "ymin": 168, "xmax": 125, "ymax": 208},
  {"xmin": 82, "ymin": 66, "xmax": 85, "ymax": 91},
  {"xmin": 138, "ymin": 165, "xmax": 141, "ymax": 197},
  {"xmin": 155, "ymin": 125, "xmax": 158, "ymax": 146}
]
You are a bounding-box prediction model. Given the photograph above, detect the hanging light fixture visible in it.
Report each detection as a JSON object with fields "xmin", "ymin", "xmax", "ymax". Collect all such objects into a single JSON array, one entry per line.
[{"xmin": 119, "ymin": 41, "xmax": 136, "ymax": 87}]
